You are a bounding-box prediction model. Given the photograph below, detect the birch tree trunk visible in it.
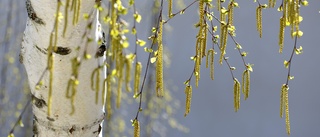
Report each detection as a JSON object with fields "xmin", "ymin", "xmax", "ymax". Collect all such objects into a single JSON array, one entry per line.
[{"xmin": 21, "ymin": 0, "xmax": 105, "ymax": 136}]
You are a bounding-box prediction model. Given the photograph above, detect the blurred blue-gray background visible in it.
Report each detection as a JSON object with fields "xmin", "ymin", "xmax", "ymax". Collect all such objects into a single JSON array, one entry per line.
[{"xmin": 1, "ymin": 0, "xmax": 320, "ymax": 137}]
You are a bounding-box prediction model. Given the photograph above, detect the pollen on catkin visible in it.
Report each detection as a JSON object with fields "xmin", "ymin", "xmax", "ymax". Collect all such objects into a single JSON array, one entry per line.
[
  {"xmin": 283, "ymin": 84, "xmax": 290, "ymax": 135},
  {"xmin": 134, "ymin": 62, "xmax": 142, "ymax": 97},
  {"xmin": 125, "ymin": 58, "xmax": 132, "ymax": 92},
  {"xmin": 279, "ymin": 17, "xmax": 285, "ymax": 53},
  {"xmin": 91, "ymin": 67, "xmax": 101, "ymax": 104},
  {"xmin": 256, "ymin": 6, "xmax": 262, "ymax": 38},
  {"xmin": 219, "ymin": 23, "xmax": 227, "ymax": 65},
  {"xmin": 117, "ymin": 71, "xmax": 123, "ymax": 109},
  {"xmin": 228, "ymin": 1, "xmax": 234, "ymax": 26},
  {"xmin": 206, "ymin": 49, "xmax": 215, "ymax": 80},
  {"xmin": 217, "ymin": 0, "xmax": 221, "ymax": 11},
  {"xmin": 234, "ymin": 78, "xmax": 240, "ymax": 112},
  {"xmin": 242, "ymin": 69, "xmax": 250, "ymax": 100},
  {"xmin": 168, "ymin": 0, "xmax": 173, "ymax": 18},
  {"xmin": 133, "ymin": 119, "xmax": 140, "ymax": 137},
  {"xmin": 268, "ymin": 0, "xmax": 276, "ymax": 8},
  {"xmin": 156, "ymin": 20, "xmax": 164, "ymax": 97},
  {"xmin": 106, "ymin": 75, "xmax": 112, "ymax": 119},
  {"xmin": 184, "ymin": 85, "xmax": 192, "ymax": 117}
]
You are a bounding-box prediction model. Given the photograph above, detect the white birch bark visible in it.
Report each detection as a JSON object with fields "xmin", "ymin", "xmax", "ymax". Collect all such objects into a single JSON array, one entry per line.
[{"xmin": 21, "ymin": 0, "xmax": 105, "ymax": 136}]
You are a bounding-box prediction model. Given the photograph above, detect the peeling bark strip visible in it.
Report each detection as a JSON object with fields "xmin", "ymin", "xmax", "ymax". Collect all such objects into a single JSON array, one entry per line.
[
  {"xmin": 54, "ymin": 46, "xmax": 72, "ymax": 55},
  {"xmin": 26, "ymin": 0, "xmax": 45, "ymax": 25}
]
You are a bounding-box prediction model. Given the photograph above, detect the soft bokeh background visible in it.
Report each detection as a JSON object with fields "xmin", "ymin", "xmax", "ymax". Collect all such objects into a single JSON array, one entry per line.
[{"xmin": 1, "ymin": 0, "xmax": 320, "ymax": 137}]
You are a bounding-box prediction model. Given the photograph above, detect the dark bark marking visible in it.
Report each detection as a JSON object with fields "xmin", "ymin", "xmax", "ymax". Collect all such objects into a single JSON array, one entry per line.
[
  {"xmin": 69, "ymin": 125, "xmax": 76, "ymax": 134},
  {"xmin": 32, "ymin": 94, "xmax": 47, "ymax": 109},
  {"xmin": 46, "ymin": 116, "xmax": 55, "ymax": 121},
  {"xmin": 35, "ymin": 45, "xmax": 47, "ymax": 54},
  {"xmin": 26, "ymin": 0, "xmax": 45, "ymax": 25},
  {"xmin": 19, "ymin": 53, "xmax": 23, "ymax": 64},
  {"xmin": 93, "ymin": 125, "xmax": 102, "ymax": 135},
  {"xmin": 95, "ymin": 44, "xmax": 106, "ymax": 58},
  {"xmin": 54, "ymin": 46, "xmax": 72, "ymax": 55},
  {"xmin": 33, "ymin": 117, "xmax": 39, "ymax": 136}
]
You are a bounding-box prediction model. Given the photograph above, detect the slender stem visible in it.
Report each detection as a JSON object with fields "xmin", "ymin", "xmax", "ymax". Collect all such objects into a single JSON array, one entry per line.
[
  {"xmin": 134, "ymin": 0, "xmax": 164, "ymax": 120},
  {"xmin": 285, "ymin": 35, "xmax": 298, "ymax": 85},
  {"xmin": 8, "ymin": 99, "xmax": 31, "ymax": 135},
  {"xmin": 164, "ymin": 0, "xmax": 199, "ymax": 24}
]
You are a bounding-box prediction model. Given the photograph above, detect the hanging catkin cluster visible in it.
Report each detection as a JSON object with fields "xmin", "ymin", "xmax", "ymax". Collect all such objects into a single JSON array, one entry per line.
[
  {"xmin": 195, "ymin": 0, "xmax": 206, "ymax": 87},
  {"xmin": 278, "ymin": 0, "xmax": 304, "ymax": 53}
]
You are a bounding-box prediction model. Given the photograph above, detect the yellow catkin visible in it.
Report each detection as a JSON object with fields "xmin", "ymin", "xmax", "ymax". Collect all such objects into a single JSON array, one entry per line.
[
  {"xmin": 206, "ymin": 49, "xmax": 215, "ymax": 80},
  {"xmin": 268, "ymin": 0, "xmax": 276, "ymax": 8},
  {"xmin": 106, "ymin": 75, "xmax": 112, "ymax": 119},
  {"xmin": 117, "ymin": 59, "xmax": 124, "ymax": 108},
  {"xmin": 95, "ymin": 68, "xmax": 100, "ymax": 104},
  {"xmin": 195, "ymin": 56, "xmax": 200, "ymax": 88},
  {"xmin": 90, "ymin": 68, "xmax": 100, "ymax": 104},
  {"xmin": 133, "ymin": 119, "xmax": 140, "ymax": 137},
  {"xmin": 228, "ymin": 1, "xmax": 234, "ymax": 26},
  {"xmin": 199, "ymin": 0, "xmax": 206, "ymax": 58},
  {"xmin": 217, "ymin": 0, "xmax": 221, "ymax": 11},
  {"xmin": 219, "ymin": 24, "xmax": 227, "ymax": 64},
  {"xmin": 184, "ymin": 85, "xmax": 192, "ymax": 117},
  {"xmin": 245, "ymin": 70, "xmax": 250, "ymax": 99},
  {"xmin": 168, "ymin": 0, "xmax": 172, "ymax": 18},
  {"xmin": 102, "ymin": 79, "xmax": 107, "ymax": 105},
  {"xmin": 156, "ymin": 20, "xmax": 164, "ymax": 97},
  {"xmin": 219, "ymin": 10, "xmax": 226, "ymax": 64},
  {"xmin": 242, "ymin": 70, "xmax": 247, "ymax": 97},
  {"xmin": 233, "ymin": 78, "xmax": 240, "ymax": 112},
  {"xmin": 242, "ymin": 70, "xmax": 250, "ymax": 100},
  {"xmin": 280, "ymin": 84, "xmax": 285, "ymax": 118},
  {"xmin": 283, "ymin": 84, "xmax": 290, "ymax": 135},
  {"xmin": 125, "ymin": 59, "xmax": 132, "ymax": 92},
  {"xmin": 201, "ymin": 24, "xmax": 207, "ymax": 58},
  {"xmin": 63, "ymin": 0, "xmax": 70, "ymax": 36},
  {"xmin": 134, "ymin": 62, "xmax": 142, "ymax": 97},
  {"xmin": 256, "ymin": 6, "xmax": 262, "ymax": 38},
  {"xmin": 279, "ymin": 17, "xmax": 285, "ymax": 53}
]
